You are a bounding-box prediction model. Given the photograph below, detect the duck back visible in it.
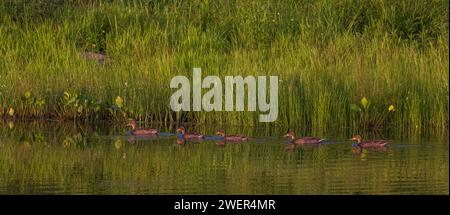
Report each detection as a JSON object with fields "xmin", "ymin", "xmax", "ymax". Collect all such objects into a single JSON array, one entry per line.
[
  {"xmin": 131, "ymin": 128, "xmax": 158, "ymax": 136},
  {"xmin": 360, "ymin": 140, "xmax": 388, "ymax": 148},
  {"xmin": 225, "ymin": 135, "xmax": 248, "ymax": 142},
  {"xmin": 293, "ymin": 137, "xmax": 323, "ymax": 145}
]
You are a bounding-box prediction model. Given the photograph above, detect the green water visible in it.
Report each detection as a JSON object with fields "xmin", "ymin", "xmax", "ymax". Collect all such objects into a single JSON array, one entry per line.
[{"xmin": 0, "ymin": 121, "xmax": 448, "ymax": 194}]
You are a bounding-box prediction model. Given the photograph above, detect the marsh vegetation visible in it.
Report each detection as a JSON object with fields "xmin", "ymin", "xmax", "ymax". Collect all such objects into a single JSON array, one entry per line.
[{"xmin": 0, "ymin": 0, "xmax": 448, "ymax": 136}]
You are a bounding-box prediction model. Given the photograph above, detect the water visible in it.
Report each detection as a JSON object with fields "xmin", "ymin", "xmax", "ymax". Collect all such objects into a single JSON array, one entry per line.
[{"xmin": 0, "ymin": 121, "xmax": 448, "ymax": 194}]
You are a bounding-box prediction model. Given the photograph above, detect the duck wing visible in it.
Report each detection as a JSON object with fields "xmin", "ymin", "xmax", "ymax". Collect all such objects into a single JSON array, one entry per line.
[
  {"xmin": 293, "ymin": 137, "xmax": 323, "ymax": 144},
  {"xmin": 185, "ymin": 132, "xmax": 204, "ymax": 139},
  {"xmin": 132, "ymin": 128, "xmax": 158, "ymax": 135},
  {"xmin": 361, "ymin": 140, "xmax": 388, "ymax": 148},
  {"xmin": 225, "ymin": 135, "xmax": 248, "ymax": 141}
]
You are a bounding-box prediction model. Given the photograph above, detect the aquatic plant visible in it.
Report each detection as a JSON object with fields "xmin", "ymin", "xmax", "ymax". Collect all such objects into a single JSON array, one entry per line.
[
  {"xmin": 349, "ymin": 97, "xmax": 397, "ymax": 132},
  {"xmin": 62, "ymin": 133, "xmax": 85, "ymax": 148}
]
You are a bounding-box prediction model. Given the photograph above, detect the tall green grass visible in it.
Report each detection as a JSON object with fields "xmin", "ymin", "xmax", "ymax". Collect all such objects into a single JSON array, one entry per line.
[{"xmin": 0, "ymin": 0, "xmax": 448, "ymax": 136}]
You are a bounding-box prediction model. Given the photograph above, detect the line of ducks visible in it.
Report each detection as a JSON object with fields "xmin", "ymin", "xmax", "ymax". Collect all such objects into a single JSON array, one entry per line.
[{"xmin": 126, "ymin": 119, "xmax": 389, "ymax": 148}]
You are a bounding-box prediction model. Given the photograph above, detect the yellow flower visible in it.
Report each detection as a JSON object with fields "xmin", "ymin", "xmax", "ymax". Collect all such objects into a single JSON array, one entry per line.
[
  {"xmin": 388, "ymin": 105, "xmax": 396, "ymax": 112},
  {"xmin": 7, "ymin": 107, "xmax": 14, "ymax": 117},
  {"xmin": 360, "ymin": 97, "xmax": 368, "ymax": 109},
  {"xmin": 7, "ymin": 121, "xmax": 14, "ymax": 129}
]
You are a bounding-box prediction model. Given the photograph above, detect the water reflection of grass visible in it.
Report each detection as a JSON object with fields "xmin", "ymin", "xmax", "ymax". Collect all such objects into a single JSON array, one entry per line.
[
  {"xmin": 0, "ymin": 133, "xmax": 447, "ymax": 194},
  {"xmin": 0, "ymin": 1, "xmax": 448, "ymax": 135}
]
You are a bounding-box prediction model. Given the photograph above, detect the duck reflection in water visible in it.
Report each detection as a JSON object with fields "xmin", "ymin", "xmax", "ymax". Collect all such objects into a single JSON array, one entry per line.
[
  {"xmin": 127, "ymin": 135, "xmax": 136, "ymax": 144},
  {"xmin": 126, "ymin": 135, "xmax": 157, "ymax": 145},
  {"xmin": 216, "ymin": 141, "xmax": 226, "ymax": 147},
  {"xmin": 176, "ymin": 139, "xmax": 186, "ymax": 145}
]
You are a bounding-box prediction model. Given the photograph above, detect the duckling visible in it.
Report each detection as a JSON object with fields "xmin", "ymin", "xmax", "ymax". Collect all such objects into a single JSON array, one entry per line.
[
  {"xmin": 351, "ymin": 135, "xmax": 388, "ymax": 148},
  {"xmin": 126, "ymin": 119, "xmax": 158, "ymax": 136},
  {"xmin": 216, "ymin": 130, "xmax": 248, "ymax": 142},
  {"xmin": 284, "ymin": 131, "xmax": 324, "ymax": 145}
]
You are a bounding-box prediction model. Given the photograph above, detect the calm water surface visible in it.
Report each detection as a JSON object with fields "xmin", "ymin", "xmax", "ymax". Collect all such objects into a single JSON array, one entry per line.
[{"xmin": 0, "ymin": 121, "xmax": 448, "ymax": 194}]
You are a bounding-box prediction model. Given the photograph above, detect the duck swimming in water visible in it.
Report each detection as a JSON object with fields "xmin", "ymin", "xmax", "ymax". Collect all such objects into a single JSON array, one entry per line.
[
  {"xmin": 216, "ymin": 130, "xmax": 248, "ymax": 142},
  {"xmin": 126, "ymin": 119, "xmax": 158, "ymax": 136},
  {"xmin": 351, "ymin": 135, "xmax": 388, "ymax": 148},
  {"xmin": 176, "ymin": 126, "xmax": 204, "ymax": 139},
  {"xmin": 284, "ymin": 131, "xmax": 324, "ymax": 145}
]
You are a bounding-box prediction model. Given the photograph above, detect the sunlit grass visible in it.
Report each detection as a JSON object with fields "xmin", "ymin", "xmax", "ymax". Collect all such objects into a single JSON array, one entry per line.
[{"xmin": 0, "ymin": 0, "xmax": 448, "ymax": 136}]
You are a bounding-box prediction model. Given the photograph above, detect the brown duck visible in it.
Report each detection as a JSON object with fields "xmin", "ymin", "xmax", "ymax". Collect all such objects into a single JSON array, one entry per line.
[
  {"xmin": 216, "ymin": 130, "xmax": 248, "ymax": 142},
  {"xmin": 351, "ymin": 135, "xmax": 388, "ymax": 148},
  {"xmin": 176, "ymin": 126, "xmax": 204, "ymax": 139},
  {"xmin": 284, "ymin": 131, "xmax": 324, "ymax": 145},
  {"xmin": 126, "ymin": 119, "xmax": 158, "ymax": 136}
]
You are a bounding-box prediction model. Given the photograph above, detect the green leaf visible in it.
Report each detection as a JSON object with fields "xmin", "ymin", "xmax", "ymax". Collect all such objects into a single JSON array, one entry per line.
[
  {"xmin": 36, "ymin": 98, "xmax": 45, "ymax": 107},
  {"xmin": 114, "ymin": 140, "xmax": 123, "ymax": 149},
  {"xmin": 24, "ymin": 91, "xmax": 31, "ymax": 99},
  {"xmin": 64, "ymin": 92, "xmax": 70, "ymax": 101},
  {"xmin": 349, "ymin": 103, "xmax": 360, "ymax": 112},
  {"xmin": 115, "ymin": 96, "xmax": 124, "ymax": 108}
]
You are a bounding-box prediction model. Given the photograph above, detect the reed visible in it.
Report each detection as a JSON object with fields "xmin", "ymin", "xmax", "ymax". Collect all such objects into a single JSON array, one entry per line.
[{"xmin": 0, "ymin": 0, "xmax": 448, "ymax": 136}]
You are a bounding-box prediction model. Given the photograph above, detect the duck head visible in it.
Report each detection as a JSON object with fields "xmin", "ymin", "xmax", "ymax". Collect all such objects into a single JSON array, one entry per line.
[
  {"xmin": 284, "ymin": 131, "xmax": 296, "ymax": 140},
  {"xmin": 126, "ymin": 119, "xmax": 137, "ymax": 130},
  {"xmin": 216, "ymin": 130, "xmax": 225, "ymax": 137},
  {"xmin": 351, "ymin": 135, "xmax": 362, "ymax": 144},
  {"xmin": 176, "ymin": 126, "xmax": 186, "ymax": 134}
]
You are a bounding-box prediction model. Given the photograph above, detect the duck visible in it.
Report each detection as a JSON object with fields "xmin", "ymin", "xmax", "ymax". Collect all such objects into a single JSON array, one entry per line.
[
  {"xmin": 126, "ymin": 119, "xmax": 158, "ymax": 136},
  {"xmin": 351, "ymin": 135, "xmax": 388, "ymax": 148},
  {"xmin": 176, "ymin": 126, "xmax": 204, "ymax": 139},
  {"xmin": 283, "ymin": 131, "xmax": 324, "ymax": 145},
  {"xmin": 216, "ymin": 130, "xmax": 248, "ymax": 142}
]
